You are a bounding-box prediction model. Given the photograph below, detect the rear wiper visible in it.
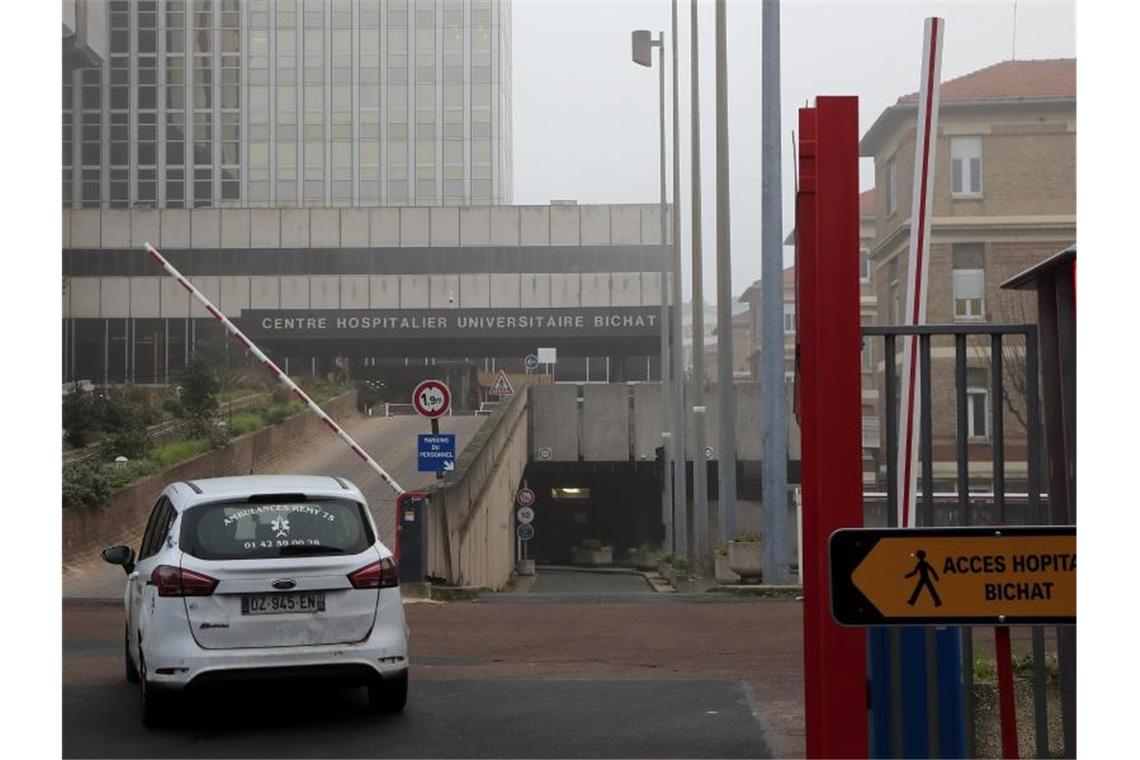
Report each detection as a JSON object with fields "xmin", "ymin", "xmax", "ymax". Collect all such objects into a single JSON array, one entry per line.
[{"xmin": 278, "ymin": 545, "xmax": 344, "ymax": 556}]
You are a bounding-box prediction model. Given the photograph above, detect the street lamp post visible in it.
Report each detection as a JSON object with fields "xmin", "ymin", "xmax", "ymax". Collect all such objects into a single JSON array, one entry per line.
[
  {"xmin": 632, "ymin": 29, "xmax": 675, "ymax": 554},
  {"xmin": 669, "ymin": 0, "xmax": 689, "ymax": 563}
]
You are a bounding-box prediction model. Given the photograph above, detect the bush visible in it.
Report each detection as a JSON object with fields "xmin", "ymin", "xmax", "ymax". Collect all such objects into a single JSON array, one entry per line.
[
  {"xmin": 151, "ymin": 439, "xmax": 212, "ymax": 468},
  {"xmin": 181, "ymin": 356, "xmax": 221, "ymax": 426},
  {"xmin": 264, "ymin": 400, "xmax": 303, "ymax": 425},
  {"xmin": 731, "ymin": 532, "xmax": 762, "ymax": 543},
  {"xmin": 101, "ymin": 425, "xmax": 153, "ymax": 461},
  {"xmin": 105, "ymin": 458, "xmax": 160, "ymax": 491},
  {"xmin": 226, "ymin": 412, "xmax": 265, "ymax": 437},
  {"xmin": 162, "ymin": 396, "xmax": 184, "ymax": 418},
  {"xmin": 974, "ymin": 656, "xmax": 996, "ymax": 683},
  {"xmin": 580, "ymin": 538, "xmax": 605, "ymax": 551},
  {"xmin": 117, "ymin": 386, "xmax": 162, "ymax": 426},
  {"xmin": 63, "ymin": 389, "xmax": 99, "ymax": 448},
  {"xmin": 63, "ymin": 460, "xmax": 112, "ymax": 510}
]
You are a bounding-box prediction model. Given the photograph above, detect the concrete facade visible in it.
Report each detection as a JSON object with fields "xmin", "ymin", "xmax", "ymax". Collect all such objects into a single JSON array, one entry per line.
[
  {"xmin": 530, "ymin": 383, "xmax": 771, "ymax": 464},
  {"xmin": 63, "ymin": 203, "xmax": 674, "ymax": 386},
  {"xmin": 63, "ymin": 0, "xmax": 513, "ymax": 210}
]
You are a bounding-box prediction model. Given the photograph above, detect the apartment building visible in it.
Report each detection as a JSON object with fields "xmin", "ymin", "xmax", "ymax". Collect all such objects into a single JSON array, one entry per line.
[{"xmin": 860, "ymin": 58, "xmax": 1076, "ymax": 492}]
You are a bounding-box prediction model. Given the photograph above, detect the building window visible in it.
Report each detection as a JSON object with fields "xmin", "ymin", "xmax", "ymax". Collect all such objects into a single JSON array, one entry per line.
[
  {"xmin": 861, "ymin": 338, "xmax": 873, "ymax": 374},
  {"xmin": 783, "ymin": 301, "xmax": 795, "ymax": 334},
  {"xmin": 860, "ymin": 248, "xmax": 871, "ymax": 283},
  {"xmin": 887, "ymin": 159, "xmax": 898, "ymax": 214},
  {"xmin": 966, "ymin": 387, "xmax": 989, "ymax": 440},
  {"xmin": 951, "ymin": 136, "xmax": 983, "ymax": 196},
  {"xmin": 952, "ymin": 243, "xmax": 985, "ymax": 320}
]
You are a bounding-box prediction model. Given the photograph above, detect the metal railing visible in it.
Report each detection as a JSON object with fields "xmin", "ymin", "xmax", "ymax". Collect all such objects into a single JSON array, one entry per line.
[{"xmin": 862, "ymin": 323, "xmax": 1062, "ymax": 758}]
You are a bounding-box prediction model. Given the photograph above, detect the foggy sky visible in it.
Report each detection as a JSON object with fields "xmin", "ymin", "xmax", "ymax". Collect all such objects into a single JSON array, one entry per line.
[{"xmin": 510, "ymin": 0, "xmax": 1076, "ymax": 302}]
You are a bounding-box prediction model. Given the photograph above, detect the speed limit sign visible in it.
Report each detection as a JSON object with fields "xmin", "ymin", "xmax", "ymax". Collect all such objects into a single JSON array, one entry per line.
[
  {"xmin": 412, "ymin": 380, "xmax": 452, "ymax": 419},
  {"xmin": 515, "ymin": 487, "xmax": 536, "ymax": 508}
]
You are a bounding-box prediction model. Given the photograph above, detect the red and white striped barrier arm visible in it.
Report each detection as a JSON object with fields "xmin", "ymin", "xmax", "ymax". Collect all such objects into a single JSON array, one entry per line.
[
  {"xmin": 895, "ymin": 17, "xmax": 944, "ymax": 528},
  {"xmin": 143, "ymin": 242, "xmax": 405, "ymax": 496}
]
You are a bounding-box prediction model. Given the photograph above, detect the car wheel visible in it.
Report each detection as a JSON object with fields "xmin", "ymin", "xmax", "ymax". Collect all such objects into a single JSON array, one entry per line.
[
  {"xmin": 125, "ymin": 627, "xmax": 139, "ymax": 684},
  {"xmin": 139, "ymin": 649, "xmax": 169, "ymax": 729},
  {"xmin": 367, "ymin": 671, "xmax": 408, "ymax": 714}
]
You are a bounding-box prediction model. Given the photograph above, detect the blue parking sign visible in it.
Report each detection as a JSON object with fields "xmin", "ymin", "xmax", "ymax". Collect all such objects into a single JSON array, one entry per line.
[{"xmin": 417, "ymin": 433, "xmax": 456, "ymax": 472}]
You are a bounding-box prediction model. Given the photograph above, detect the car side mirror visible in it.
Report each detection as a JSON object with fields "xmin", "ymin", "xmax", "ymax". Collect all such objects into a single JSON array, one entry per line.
[{"xmin": 102, "ymin": 545, "xmax": 136, "ymax": 575}]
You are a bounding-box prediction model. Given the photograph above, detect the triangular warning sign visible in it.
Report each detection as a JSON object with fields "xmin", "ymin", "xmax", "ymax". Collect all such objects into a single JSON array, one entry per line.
[{"xmin": 489, "ymin": 370, "xmax": 515, "ymax": 396}]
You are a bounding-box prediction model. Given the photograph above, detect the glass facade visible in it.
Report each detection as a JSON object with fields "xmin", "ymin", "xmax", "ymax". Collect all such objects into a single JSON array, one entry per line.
[{"xmin": 62, "ymin": 0, "xmax": 512, "ymax": 210}]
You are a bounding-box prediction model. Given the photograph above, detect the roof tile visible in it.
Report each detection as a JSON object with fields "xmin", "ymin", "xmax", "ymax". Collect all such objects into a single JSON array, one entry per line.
[{"xmin": 898, "ymin": 58, "xmax": 1075, "ymax": 104}]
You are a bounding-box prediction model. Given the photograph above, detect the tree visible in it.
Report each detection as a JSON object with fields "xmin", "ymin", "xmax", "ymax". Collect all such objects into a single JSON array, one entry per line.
[
  {"xmin": 969, "ymin": 293, "xmax": 1036, "ymax": 433},
  {"xmin": 63, "ymin": 388, "xmax": 98, "ymax": 449},
  {"xmin": 181, "ymin": 356, "xmax": 221, "ymax": 438}
]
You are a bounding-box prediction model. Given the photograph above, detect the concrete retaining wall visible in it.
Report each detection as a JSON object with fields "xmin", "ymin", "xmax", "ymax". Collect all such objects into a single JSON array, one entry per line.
[
  {"xmin": 531, "ymin": 382, "xmax": 771, "ymax": 462},
  {"xmin": 61, "ymin": 391, "xmax": 358, "ymax": 566},
  {"xmin": 425, "ymin": 386, "xmax": 529, "ymax": 589}
]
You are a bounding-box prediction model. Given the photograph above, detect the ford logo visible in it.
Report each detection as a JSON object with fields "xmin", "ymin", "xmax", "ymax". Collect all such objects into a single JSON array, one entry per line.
[{"xmin": 271, "ymin": 579, "xmax": 297, "ymax": 590}]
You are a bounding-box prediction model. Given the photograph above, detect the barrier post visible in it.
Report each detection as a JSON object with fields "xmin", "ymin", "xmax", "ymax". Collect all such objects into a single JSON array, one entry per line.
[
  {"xmin": 796, "ymin": 96, "xmax": 867, "ymax": 758},
  {"xmin": 395, "ymin": 491, "xmax": 429, "ymax": 583}
]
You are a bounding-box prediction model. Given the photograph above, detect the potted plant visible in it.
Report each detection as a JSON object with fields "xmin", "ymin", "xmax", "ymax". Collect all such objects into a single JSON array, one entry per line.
[
  {"xmin": 728, "ymin": 532, "xmax": 763, "ymax": 582},
  {"xmin": 714, "ymin": 544, "xmax": 741, "ymax": 584},
  {"xmin": 669, "ymin": 557, "xmax": 695, "ymax": 592},
  {"xmin": 626, "ymin": 543, "xmax": 659, "ymax": 571},
  {"xmin": 572, "ymin": 538, "xmax": 613, "ymax": 566}
]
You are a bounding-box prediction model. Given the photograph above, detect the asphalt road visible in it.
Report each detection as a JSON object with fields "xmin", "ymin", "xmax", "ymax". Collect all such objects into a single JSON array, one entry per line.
[{"xmin": 62, "ymin": 591, "xmax": 798, "ymax": 759}]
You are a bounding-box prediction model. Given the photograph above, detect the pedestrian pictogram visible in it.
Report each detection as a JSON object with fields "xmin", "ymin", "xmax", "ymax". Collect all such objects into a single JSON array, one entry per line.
[
  {"xmin": 904, "ymin": 550, "xmax": 942, "ymax": 608},
  {"xmin": 829, "ymin": 526, "xmax": 1076, "ymax": 626},
  {"xmin": 489, "ymin": 370, "xmax": 514, "ymax": 396}
]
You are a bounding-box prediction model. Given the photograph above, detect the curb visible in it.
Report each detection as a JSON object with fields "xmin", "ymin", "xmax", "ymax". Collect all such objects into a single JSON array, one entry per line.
[
  {"xmin": 705, "ymin": 584, "xmax": 803, "ymax": 598},
  {"xmin": 641, "ymin": 572, "xmax": 677, "ymax": 593},
  {"xmin": 428, "ymin": 585, "xmax": 491, "ymax": 602}
]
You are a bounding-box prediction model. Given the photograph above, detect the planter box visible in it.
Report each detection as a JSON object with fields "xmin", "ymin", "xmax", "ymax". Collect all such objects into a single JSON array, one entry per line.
[
  {"xmin": 728, "ymin": 540, "xmax": 763, "ymax": 582},
  {"xmin": 627, "ymin": 552, "xmax": 658, "ymax": 571},
  {"xmin": 672, "ymin": 575, "xmax": 695, "ymax": 592},
  {"xmin": 715, "ymin": 553, "xmax": 741, "ymax": 584},
  {"xmin": 572, "ymin": 546, "xmax": 613, "ymax": 566}
]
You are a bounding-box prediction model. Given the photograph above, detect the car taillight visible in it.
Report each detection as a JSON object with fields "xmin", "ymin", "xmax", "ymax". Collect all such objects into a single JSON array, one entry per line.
[
  {"xmin": 348, "ymin": 557, "xmax": 399, "ymax": 589},
  {"xmin": 150, "ymin": 565, "xmax": 219, "ymax": 597}
]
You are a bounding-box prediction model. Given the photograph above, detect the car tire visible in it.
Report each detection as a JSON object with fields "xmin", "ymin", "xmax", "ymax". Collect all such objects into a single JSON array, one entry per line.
[
  {"xmin": 367, "ymin": 671, "xmax": 408, "ymax": 714},
  {"xmin": 139, "ymin": 650, "xmax": 169, "ymax": 729},
  {"xmin": 125, "ymin": 628, "xmax": 139, "ymax": 684}
]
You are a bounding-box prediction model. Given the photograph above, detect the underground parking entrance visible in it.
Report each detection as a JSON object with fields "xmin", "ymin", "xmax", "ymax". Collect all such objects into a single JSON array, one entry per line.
[{"xmin": 518, "ymin": 461, "xmax": 665, "ymax": 567}]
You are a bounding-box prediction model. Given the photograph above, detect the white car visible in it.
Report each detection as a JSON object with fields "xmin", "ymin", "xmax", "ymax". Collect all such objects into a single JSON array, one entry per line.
[{"xmin": 102, "ymin": 474, "xmax": 408, "ymax": 727}]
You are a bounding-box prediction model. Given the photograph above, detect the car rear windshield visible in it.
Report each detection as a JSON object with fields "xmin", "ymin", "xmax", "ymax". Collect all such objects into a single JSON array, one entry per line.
[{"xmin": 180, "ymin": 498, "xmax": 374, "ymax": 560}]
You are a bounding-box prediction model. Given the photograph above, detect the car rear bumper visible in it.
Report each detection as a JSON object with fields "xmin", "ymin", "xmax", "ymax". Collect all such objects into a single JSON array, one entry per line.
[
  {"xmin": 186, "ymin": 662, "xmax": 406, "ymax": 690},
  {"xmin": 145, "ymin": 611, "xmax": 408, "ymax": 691}
]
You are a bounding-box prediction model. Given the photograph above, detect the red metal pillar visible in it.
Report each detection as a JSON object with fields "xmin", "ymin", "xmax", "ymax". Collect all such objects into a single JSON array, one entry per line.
[
  {"xmin": 995, "ymin": 627, "xmax": 1020, "ymax": 758},
  {"xmin": 796, "ymin": 96, "xmax": 868, "ymax": 758}
]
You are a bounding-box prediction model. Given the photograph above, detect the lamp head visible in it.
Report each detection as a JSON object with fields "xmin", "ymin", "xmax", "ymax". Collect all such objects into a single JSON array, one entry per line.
[{"xmin": 631, "ymin": 30, "xmax": 654, "ymax": 67}]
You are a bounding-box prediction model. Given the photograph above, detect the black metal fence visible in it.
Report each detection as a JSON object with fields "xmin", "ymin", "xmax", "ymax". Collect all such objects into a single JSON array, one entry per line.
[{"xmin": 862, "ymin": 323, "xmax": 1069, "ymax": 758}]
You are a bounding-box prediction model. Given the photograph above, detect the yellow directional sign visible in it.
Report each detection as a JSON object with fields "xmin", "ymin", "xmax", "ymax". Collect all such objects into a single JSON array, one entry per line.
[{"xmin": 829, "ymin": 526, "xmax": 1075, "ymax": 626}]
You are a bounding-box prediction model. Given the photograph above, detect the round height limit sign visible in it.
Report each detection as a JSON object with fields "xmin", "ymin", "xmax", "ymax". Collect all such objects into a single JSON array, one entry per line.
[{"xmin": 412, "ymin": 380, "xmax": 451, "ymax": 418}]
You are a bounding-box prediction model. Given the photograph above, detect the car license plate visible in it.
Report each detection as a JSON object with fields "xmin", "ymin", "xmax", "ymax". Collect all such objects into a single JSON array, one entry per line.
[{"xmin": 241, "ymin": 592, "xmax": 326, "ymax": 615}]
